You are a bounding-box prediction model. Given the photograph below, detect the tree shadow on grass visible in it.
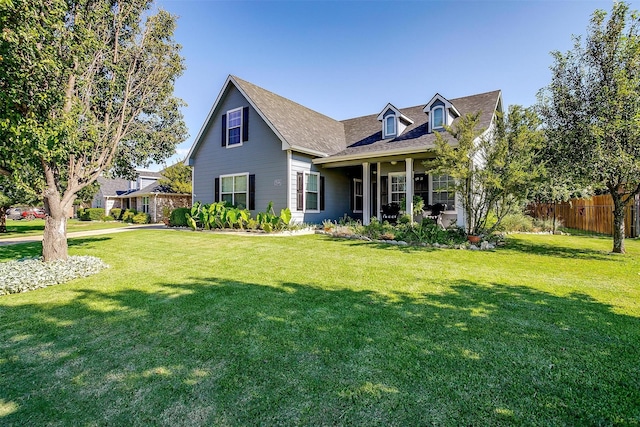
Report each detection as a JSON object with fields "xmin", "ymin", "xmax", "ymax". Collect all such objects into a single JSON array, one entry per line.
[
  {"xmin": 502, "ymin": 236, "xmax": 624, "ymax": 261},
  {"xmin": 0, "ymin": 237, "xmax": 112, "ymax": 262},
  {"xmin": 1, "ymin": 278, "xmax": 638, "ymax": 426}
]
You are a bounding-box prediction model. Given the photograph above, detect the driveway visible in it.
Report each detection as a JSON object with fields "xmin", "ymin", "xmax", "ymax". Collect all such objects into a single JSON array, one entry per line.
[{"xmin": 0, "ymin": 224, "xmax": 167, "ymax": 246}]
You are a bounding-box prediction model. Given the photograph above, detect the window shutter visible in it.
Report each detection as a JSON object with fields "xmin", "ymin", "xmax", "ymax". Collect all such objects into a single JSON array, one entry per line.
[
  {"xmin": 381, "ymin": 176, "xmax": 388, "ymax": 204},
  {"xmin": 242, "ymin": 107, "xmax": 249, "ymax": 142},
  {"xmin": 249, "ymin": 174, "xmax": 255, "ymax": 210},
  {"xmin": 320, "ymin": 176, "xmax": 325, "ymax": 211},
  {"xmin": 221, "ymin": 114, "xmax": 227, "ymax": 147},
  {"xmin": 296, "ymin": 172, "xmax": 303, "ymax": 211},
  {"xmin": 214, "ymin": 178, "xmax": 220, "ymax": 202}
]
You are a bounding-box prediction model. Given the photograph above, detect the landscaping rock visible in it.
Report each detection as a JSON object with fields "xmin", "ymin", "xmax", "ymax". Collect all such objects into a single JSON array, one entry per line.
[
  {"xmin": 397, "ymin": 241, "xmax": 408, "ymax": 246},
  {"xmin": 469, "ymin": 244, "xmax": 479, "ymax": 250},
  {"xmin": 480, "ymin": 241, "xmax": 489, "ymax": 250}
]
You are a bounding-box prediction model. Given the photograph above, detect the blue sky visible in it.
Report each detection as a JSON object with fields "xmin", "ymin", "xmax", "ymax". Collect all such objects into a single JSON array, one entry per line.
[{"xmin": 150, "ymin": 0, "xmax": 636, "ymax": 168}]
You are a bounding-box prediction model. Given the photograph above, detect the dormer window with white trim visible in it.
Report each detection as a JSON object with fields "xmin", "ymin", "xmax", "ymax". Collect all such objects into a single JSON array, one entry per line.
[
  {"xmin": 377, "ymin": 103, "xmax": 414, "ymax": 140},
  {"xmin": 384, "ymin": 115, "xmax": 396, "ymax": 138},
  {"xmin": 423, "ymin": 94, "xmax": 460, "ymax": 134},
  {"xmin": 432, "ymin": 106, "xmax": 444, "ymax": 130}
]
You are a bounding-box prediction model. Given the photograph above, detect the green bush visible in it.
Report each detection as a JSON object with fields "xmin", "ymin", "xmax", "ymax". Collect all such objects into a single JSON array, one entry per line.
[
  {"xmin": 132, "ymin": 212, "xmax": 150, "ymax": 224},
  {"xmin": 496, "ymin": 213, "xmax": 534, "ymax": 232},
  {"xmin": 169, "ymin": 207, "xmax": 190, "ymax": 227},
  {"xmin": 80, "ymin": 208, "xmax": 105, "ymax": 221},
  {"xmin": 102, "ymin": 215, "xmax": 114, "ymax": 222},
  {"xmin": 110, "ymin": 208, "xmax": 122, "ymax": 220},
  {"xmin": 121, "ymin": 209, "xmax": 137, "ymax": 223}
]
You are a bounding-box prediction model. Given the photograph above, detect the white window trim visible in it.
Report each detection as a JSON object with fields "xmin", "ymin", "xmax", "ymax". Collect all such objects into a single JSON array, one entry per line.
[
  {"xmin": 226, "ymin": 107, "xmax": 243, "ymax": 148},
  {"xmin": 353, "ymin": 178, "xmax": 363, "ymax": 213},
  {"xmin": 383, "ymin": 115, "xmax": 396, "ymax": 138},
  {"xmin": 388, "ymin": 172, "xmax": 406, "ymax": 204},
  {"xmin": 142, "ymin": 196, "xmax": 149, "ymax": 214},
  {"xmin": 431, "ymin": 106, "xmax": 445, "ymax": 131},
  {"xmin": 304, "ymin": 171, "xmax": 320, "ymax": 213},
  {"xmin": 219, "ymin": 172, "xmax": 249, "ymax": 207},
  {"xmin": 429, "ymin": 174, "xmax": 456, "ymax": 212}
]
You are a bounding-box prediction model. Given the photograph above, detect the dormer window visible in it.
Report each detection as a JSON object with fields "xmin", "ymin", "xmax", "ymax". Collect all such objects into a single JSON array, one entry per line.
[
  {"xmin": 377, "ymin": 103, "xmax": 413, "ymax": 140},
  {"xmin": 384, "ymin": 115, "xmax": 396, "ymax": 138},
  {"xmin": 432, "ymin": 106, "xmax": 444, "ymax": 129},
  {"xmin": 423, "ymin": 94, "xmax": 460, "ymax": 134}
]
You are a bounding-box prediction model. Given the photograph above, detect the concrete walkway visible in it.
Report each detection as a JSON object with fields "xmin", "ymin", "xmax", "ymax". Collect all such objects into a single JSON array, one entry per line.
[{"xmin": 0, "ymin": 224, "xmax": 167, "ymax": 246}]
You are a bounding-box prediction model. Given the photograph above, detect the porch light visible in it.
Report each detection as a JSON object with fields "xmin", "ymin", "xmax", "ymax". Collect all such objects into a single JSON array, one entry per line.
[{"xmin": 390, "ymin": 161, "xmax": 397, "ymax": 165}]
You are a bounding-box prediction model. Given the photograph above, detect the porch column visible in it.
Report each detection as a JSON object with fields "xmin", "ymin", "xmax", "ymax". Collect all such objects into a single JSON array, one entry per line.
[
  {"xmin": 376, "ymin": 162, "xmax": 382, "ymax": 221},
  {"xmin": 405, "ymin": 158, "xmax": 414, "ymax": 223},
  {"xmin": 362, "ymin": 162, "xmax": 370, "ymax": 225}
]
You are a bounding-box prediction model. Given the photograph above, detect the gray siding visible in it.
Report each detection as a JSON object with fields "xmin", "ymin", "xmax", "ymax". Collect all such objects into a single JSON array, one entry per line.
[
  {"xmin": 290, "ymin": 152, "xmax": 350, "ymax": 224},
  {"xmin": 191, "ymin": 85, "xmax": 288, "ymax": 214}
]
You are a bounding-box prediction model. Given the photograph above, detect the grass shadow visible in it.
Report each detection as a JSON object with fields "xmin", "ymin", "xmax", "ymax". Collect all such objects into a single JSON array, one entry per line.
[
  {"xmin": 502, "ymin": 235, "xmax": 623, "ymax": 261},
  {"xmin": 1, "ymin": 277, "xmax": 638, "ymax": 425}
]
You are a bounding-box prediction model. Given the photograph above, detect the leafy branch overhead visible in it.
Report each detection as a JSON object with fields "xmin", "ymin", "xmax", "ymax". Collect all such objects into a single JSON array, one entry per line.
[{"xmin": 0, "ymin": 0, "xmax": 187, "ymax": 261}]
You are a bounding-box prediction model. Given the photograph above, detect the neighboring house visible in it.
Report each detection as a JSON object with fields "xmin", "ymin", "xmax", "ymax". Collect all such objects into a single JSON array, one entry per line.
[
  {"xmin": 185, "ymin": 75, "xmax": 502, "ymax": 226},
  {"xmin": 92, "ymin": 170, "xmax": 190, "ymax": 222}
]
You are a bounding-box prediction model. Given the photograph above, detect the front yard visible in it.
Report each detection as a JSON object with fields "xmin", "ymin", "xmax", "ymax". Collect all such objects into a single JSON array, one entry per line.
[
  {"xmin": 0, "ymin": 218, "xmax": 130, "ymax": 239},
  {"xmin": 0, "ymin": 231, "xmax": 638, "ymax": 425}
]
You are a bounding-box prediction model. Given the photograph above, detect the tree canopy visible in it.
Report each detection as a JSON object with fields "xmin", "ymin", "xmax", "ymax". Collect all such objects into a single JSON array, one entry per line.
[
  {"xmin": 537, "ymin": 1, "xmax": 640, "ymax": 253},
  {"xmin": 158, "ymin": 162, "xmax": 192, "ymax": 194},
  {"xmin": 0, "ymin": 0, "xmax": 187, "ymax": 260}
]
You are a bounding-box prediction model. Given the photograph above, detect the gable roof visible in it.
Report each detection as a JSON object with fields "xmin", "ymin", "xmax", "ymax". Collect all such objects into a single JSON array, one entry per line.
[
  {"xmin": 316, "ymin": 90, "xmax": 502, "ymax": 164},
  {"xmin": 186, "ymin": 75, "xmax": 346, "ymax": 162},
  {"xmin": 97, "ymin": 176, "xmax": 131, "ymax": 197}
]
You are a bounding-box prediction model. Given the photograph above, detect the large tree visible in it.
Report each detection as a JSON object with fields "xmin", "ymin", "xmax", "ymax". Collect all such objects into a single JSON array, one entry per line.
[
  {"xmin": 538, "ymin": 2, "xmax": 640, "ymax": 253},
  {"xmin": 158, "ymin": 161, "xmax": 192, "ymax": 194},
  {"xmin": 0, "ymin": 0, "xmax": 187, "ymax": 260}
]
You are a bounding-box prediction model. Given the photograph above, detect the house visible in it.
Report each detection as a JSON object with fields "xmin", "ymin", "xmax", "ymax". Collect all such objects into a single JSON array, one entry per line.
[
  {"xmin": 92, "ymin": 170, "xmax": 190, "ymax": 222},
  {"xmin": 185, "ymin": 75, "xmax": 502, "ymax": 226}
]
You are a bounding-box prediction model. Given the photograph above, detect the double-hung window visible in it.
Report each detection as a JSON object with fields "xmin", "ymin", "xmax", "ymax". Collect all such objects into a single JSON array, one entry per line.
[
  {"xmin": 142, "ymin": 196, "xmax": 149, "ymax": 213},
  {"xmin": 227, "ymin": 108, "xmax": 242, "ymax": 146},
  {"xmin": 432, "ymin": 174, "xmax": 455, "ymax": 210},
  {"xmin": 305, "ymin": 172, "xmax": 319, "ymax": 211},
  {"xmin": 389, "ymin": 172, "xmax": 406, "ymax": 204},
  {"xmin": 220, "ymin": 173, "xmax": 248, "ymax": 208}
]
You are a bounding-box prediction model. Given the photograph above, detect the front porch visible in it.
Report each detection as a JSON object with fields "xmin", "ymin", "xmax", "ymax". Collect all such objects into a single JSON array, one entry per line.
[{"xmin": 317, "ymin": 155, "xmax": 462, "ymax": 227}]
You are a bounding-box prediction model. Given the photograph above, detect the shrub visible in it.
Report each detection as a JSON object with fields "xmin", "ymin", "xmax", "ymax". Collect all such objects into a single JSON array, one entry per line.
[
  {"xmin": 102, "ymin": 215, "xmax": 114, "ymax": 222},
  {"xmin": 169, "ymin": 207, "xmax": 190, "ymax": 227},
  {"xmin": 110, "ymin": 208, "xmax": 122, "ymax": 219},
  {"xmin": 132, "ymin": 212, "xmax": 150, "ymax": 224},
  {"xmin": 80, "ymin": 208, "xmax": 105, "ymax": 221},
  {"xmin": 121, "ymin": 209, "xmax": 137, "ymax": 223},
  {"xmin": 496, "ymin": 213, "xmax": 534, "ymax": 232}
]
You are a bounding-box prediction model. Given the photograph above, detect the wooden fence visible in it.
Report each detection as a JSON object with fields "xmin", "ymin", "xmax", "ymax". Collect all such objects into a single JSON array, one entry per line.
[{"xmin": 529, "ymin": 194, "xmax": 639, "ymax": 238}]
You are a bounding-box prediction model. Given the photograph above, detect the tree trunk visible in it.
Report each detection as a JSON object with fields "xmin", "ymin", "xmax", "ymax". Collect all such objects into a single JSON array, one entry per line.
[
  {"xmin": 42, "ymin": 193, "xmax": 70, "ymax": 261},
  {"xmin": 611, "ymin": 192, "xmax": 626, "ymax": 254}
]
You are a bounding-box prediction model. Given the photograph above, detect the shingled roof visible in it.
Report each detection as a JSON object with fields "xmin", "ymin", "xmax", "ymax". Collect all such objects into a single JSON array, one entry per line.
[
  {"xmin": 232, "ymin": 76, "xmax": 346, "ymax": 156},
  {"xmin": 186, "ymin": 76, "xmax": 501, "ymax": 162},
  {"xmin": 325, "ymin": 90, "xmax": 502, "ymax": 161}
]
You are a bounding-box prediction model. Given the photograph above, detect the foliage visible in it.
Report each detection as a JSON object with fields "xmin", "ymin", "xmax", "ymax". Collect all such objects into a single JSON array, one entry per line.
[
  {"xmin": 400, "ymin": 195, "xmax": 425, "ymax": 216},
  {"xmin": 424, "ymin": 106, "xmax": 543, "ymax": 236},
  {"xmin": 537, "ymin": 2, "xmax": 640, "ymax": 253},
  {"xmin": 109, "ymin": 208, "xmax": 122, "ymax": 220},
  {"xmin": 185, "ymin": 201, "xmax": 293, "ymax": 232},
  {"xmin": 121, "ymin": 209, "xmax": 138, "ymax": 223},
  {"xmin": 132, "ymin": 212, "xmax": 150, "ymax": 224},
  {"xmin": 157, "ymin": 162, "xmax": 192, "ymax": 194},
  {"xmin": 80, "ymin": 208, "xmax": 105, "ymax": 222},
  {"xmin": 101, "ymin": 215, "xmax": 114, "ymax": 222},
  {"xmin": 169, "ymin": 207, "xmax": 190, "ymax": 227},
  {"xmin": 0, "ymin": 256, "xmax": 108, "ymax": 296},
  {"xmin": 0, "ymin": 0, "xmax": 187, "ymax": 261},
  {"xmin": 74, "ymin": 181, "xmax": 100, "ymax": 207}
]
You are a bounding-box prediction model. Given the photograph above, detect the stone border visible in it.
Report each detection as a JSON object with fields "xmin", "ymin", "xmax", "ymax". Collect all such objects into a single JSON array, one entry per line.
[{"xmin": 316, "ymin": 230, "xmax": 500, "ymax": 250}]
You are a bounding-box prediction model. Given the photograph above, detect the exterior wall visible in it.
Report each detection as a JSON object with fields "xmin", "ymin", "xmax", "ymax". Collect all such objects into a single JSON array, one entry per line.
[
  {"xmin": 291, "ymin": 152, "xmax": 350, "ymax": 224},
  {"xmin": 191, "ymin": 85, "xmax": 288, "ymax": 215}
]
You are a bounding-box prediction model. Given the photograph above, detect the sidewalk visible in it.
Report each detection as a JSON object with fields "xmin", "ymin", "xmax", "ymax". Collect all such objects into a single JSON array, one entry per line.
[{"xmin": 0, "ymin": 224, "xmax": 167, "ymax": 246}]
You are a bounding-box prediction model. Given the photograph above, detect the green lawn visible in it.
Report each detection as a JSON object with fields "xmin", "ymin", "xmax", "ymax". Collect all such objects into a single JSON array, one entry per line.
[
  {"xmin": 0, "ymin": 231, "xmax": 638, "ymax": 425},
  {"xmin": 0, "ymin": 218, "xmax": 131, "ymax": 239}
]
